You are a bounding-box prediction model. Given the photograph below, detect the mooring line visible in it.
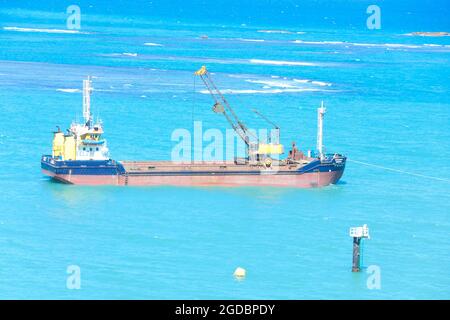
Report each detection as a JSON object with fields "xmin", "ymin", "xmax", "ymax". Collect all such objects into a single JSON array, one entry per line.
[{"xmin": 348, "ymin": 159, "xmax": 450, "ymax": 183}]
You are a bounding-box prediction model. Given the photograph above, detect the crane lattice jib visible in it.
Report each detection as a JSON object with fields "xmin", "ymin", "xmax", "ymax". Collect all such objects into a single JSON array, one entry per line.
[{"xmin": 194, "ymin": 66, "xmax": 258, "ymax": 146}]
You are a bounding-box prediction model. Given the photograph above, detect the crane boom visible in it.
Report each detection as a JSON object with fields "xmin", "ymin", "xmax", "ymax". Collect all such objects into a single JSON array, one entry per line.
[{"xmin": 194, "ymin": 66, "xmax": 257, "ymax": 146}]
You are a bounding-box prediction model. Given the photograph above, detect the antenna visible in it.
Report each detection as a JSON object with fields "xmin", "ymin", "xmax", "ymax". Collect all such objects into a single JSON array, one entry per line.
[
  {"xmin": 317, "ymin": 101, "xmax": 326, "ymax": 159},
  {"xmin": 82, "ymin": 76, "xmax": 93, "ymax": 125}
]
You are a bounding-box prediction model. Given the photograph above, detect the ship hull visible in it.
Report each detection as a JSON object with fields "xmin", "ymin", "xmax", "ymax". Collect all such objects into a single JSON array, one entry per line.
[
  {"xmin": 41, "ymin": 155, "xmax": 345, "ymax": 188},
  {"xmin": 119, "ymin": 170, "xmax": 344, "ymax": 187}
]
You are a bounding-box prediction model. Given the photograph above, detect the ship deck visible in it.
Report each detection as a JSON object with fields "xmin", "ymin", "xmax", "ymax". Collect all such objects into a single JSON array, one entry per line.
[{"xmin": 119, "ymin": 159, "xmax": 314, "ymax": 173}]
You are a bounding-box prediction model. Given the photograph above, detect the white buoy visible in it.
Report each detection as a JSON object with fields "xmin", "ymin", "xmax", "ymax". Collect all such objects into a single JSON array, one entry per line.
[{"xmin": 233, "ymin": 267, "xmax": 246, "ymax": 279}]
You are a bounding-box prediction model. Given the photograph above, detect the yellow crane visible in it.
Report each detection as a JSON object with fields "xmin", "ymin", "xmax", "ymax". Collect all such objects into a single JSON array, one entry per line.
[{"xmin": 194, "ymin": 66, "xmax": 284, "ymax": 161}]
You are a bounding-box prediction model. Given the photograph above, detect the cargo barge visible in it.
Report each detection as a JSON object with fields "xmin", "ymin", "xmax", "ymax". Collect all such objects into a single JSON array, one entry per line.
[{"xmin": 41, "ymin": 68, "xmax": 346, "ymax": 187}]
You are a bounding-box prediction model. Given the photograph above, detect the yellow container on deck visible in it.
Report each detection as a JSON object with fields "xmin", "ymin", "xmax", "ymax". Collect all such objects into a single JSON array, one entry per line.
[
  {"xmin": 257, "ymin": 143, "xmax": 284, "ymax": 155},
  {"xmin": 52, "ymin": 132, "xmax": 76, "ymax": 160},
  {"xmin": 52, "ymin": 132, "xmax": 65, "ymax": 158},
  {"xmin": 63, "ymin": 135, "xmax": 76, "ymax": 160}
]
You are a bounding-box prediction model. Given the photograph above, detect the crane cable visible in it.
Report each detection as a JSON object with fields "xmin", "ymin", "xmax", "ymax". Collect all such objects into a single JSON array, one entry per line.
[{"xmin": 192, "ymin": 75, "xmax": 196, "ymax": 130}]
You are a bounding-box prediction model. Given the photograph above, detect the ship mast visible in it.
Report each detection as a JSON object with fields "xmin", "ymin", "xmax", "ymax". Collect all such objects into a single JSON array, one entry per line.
[
  {"xmin": 194, "ymin": 66, "xmax": 258, "ymax": 147},
  {"xmin": 83, "ymin": 76, "xmax": 93, "ymax": 126},
  {"xmin": 317, "ymin": 101, "xmax": 326, "ymax": 159}
]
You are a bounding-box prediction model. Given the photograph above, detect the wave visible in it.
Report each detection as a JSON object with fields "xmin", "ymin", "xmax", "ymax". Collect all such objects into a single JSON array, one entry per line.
[
  {"xmin": 227, "ymin": 74, "xmax": 253, "ymax": 79},
  {"xmin": 237, "ymin": 38, "xmax": 265, "ymax": 42},
  {"xmin": 3, "ymin": 26, "xmax": 88, "ymax": 34},
  {"xmin": 200, "ymin": 88, "xmax": 323, "ymax": 95},
  {"xmin": 311, "ymin": 80, "xmax": 331, "ymax": 87},
  {"xmin": 293, "ymin": 40, "xmax": 344, "ymax": 45},
  {"xmin": 144, "ymin": 42, "xmax": 163, "ymax": 46},
  {"xmin": 293, "ymin": 39, "xmax": 443, "ymax": 49},
  {"xmin": 249, "ymin": 59, "xmax": 316, "ymax": 67},
  {"xmin": 108, "ymin": 53, "xmax": 138, "ymax": 57},
  {"xmin": 56, "ymin": 88, "xmax": 80, "ymax": 93},
  {"xmin": 245, "ymin": 79, "xmax": 297, "ymax": 88},
  {"xmin": 292, "ymin": 79, "xmax": 331, "ymax": 87},
  {"xmin": 404, "ymin": 32, "xmax": 450, "ymax": 37},
  {"xmin": 258, "ymin": 29, "xmax": 294, "ymax": 34},
  {"xmin": 122, "ymin": 52, "xmax": 138, "ymax": 57},
  {"xmin": 241, "ymin": 76, "xmax": 333, "ymax": 93},
  {"xmin": 383, "ymin": 43, "xmax": 421, "ymax": 49},
  {"xmin": 293, "ymin": 79, "xmax": 309, "ymax": 84}
]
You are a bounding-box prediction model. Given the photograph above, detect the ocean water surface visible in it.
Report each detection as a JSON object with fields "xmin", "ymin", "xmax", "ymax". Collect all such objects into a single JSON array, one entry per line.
[{"xmin": 0, "ymin": 1, "xmax": 449, "ymax": 299}]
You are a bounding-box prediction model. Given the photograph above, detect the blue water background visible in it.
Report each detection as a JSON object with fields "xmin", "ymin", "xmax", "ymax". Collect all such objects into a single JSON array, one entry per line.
[{"xmin": 0, "ymin": 1, "xmax": 449, "ymax": 299}]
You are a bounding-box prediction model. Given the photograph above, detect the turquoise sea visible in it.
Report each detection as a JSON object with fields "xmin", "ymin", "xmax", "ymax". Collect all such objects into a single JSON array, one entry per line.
[{"xmin": 0, "ymin": 1, "xmax": 449, "ymax": 299}]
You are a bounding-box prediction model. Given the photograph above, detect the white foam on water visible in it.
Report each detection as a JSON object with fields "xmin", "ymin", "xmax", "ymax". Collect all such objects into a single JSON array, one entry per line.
[
  {"xmin": 200, "ymin": 88, "xmax": 322, "ymax": 94},
  {"xmin": 122, "ymin": 52, "xmax": 138, "ymax": 56},
  {"xmin": 3, "ymin": 26, "xmax": 88, "ymax": 34},
  {"xmin": 56, "ymin": 88, "xmax": 80, "ymax": 93},
  {"xmin": 249, "ymin": 59, "xmax": 316, "ymax": 66},
  {"xmin": 351, "ymin": 43, "xmax": 380, "ymax": 47},
  {"xmin": 144, "ymin": 42, "xmax": 163, "ymax": 46},
  {"xmin": 227, "ymin": 74, "xmax": 248, "ymax": 79},
  {"xmin": 245, "ymin": 79, "xmax": 297, "ymax": 88},
  {"xmin": 293, "ymin": 78, "xmax": 331, "ymax": 86},
  {"xmin": 293, "ymin": 39, "xmax": 431, "ymax": 49},
  {"xmin": 353, "ymin": 42, "xmax": 422, "ymax": 49},
  {"xmin": 293, "ymin": 40, "xmax": 344, "ymax": 45},
  {"xmin": 384, "ymin": 43, "xmax": 421, "ymax": 49},
  {"xmin": 258, "ymin": 29, "xmax": 293, "ymax": 34},
  {"xmin": 311, "ymin": 80, "xmax": 332, "ymax": 87},
  {"xmin": 237, "ymin": 38, "xmax": 265, "ymax": 42},
  {"xmin": 293, "ymin": 79, "xmax": 310, "ymax": 84}
]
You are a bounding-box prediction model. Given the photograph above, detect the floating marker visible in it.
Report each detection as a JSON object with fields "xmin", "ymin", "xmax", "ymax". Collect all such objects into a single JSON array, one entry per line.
[
  {"xmin": 233, "ymin": 267, "xmax": 246, "ymax": 278},
  {"xmin": 349, "ymin": 224, "xmax": 370, "ymax": 272}
]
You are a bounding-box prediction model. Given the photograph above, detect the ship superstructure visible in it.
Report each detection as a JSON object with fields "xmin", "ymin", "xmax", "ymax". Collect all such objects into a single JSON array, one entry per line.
[
  {"xmin": 41, "ymin": 70, "xmax": 346, "ymax": 187},
  {"xmin": 51, "ymin": 77, "xmax": 109, "ymax": 162}
]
